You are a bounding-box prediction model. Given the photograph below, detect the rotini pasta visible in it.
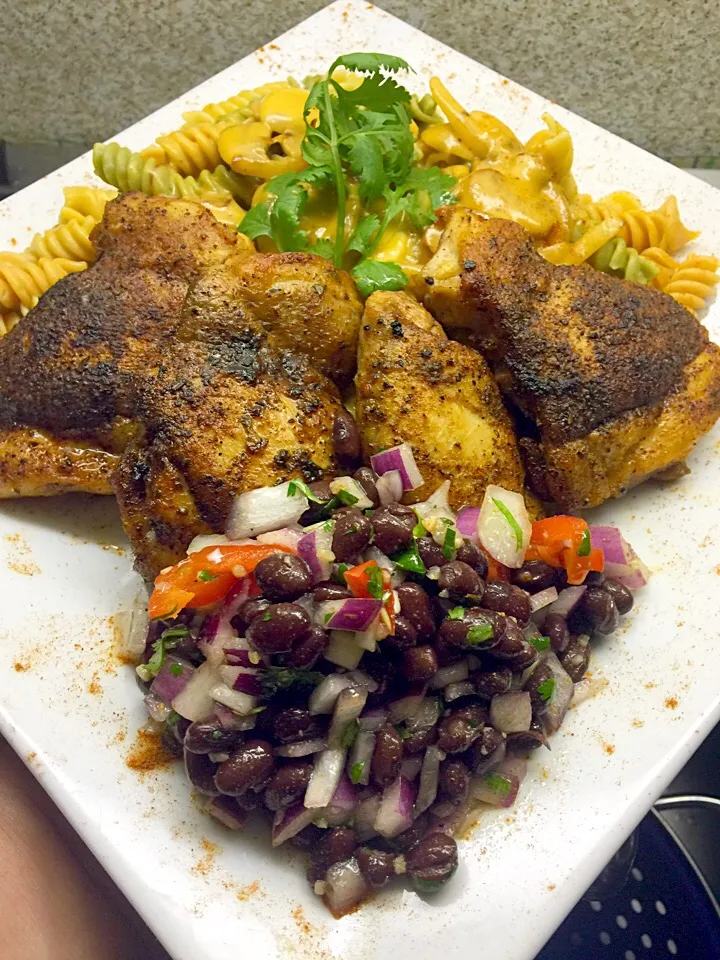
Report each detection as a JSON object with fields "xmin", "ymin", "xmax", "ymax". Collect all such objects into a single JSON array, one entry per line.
[
  {"xmin": 575, "ymin": 192, "xmax": 699, "ymax": 255},
  {"xmin": 0, "ymin": 307, "xmax": 26, "ymax": 336},
  {"xmin": 643, "ymin": 247, "xmax": 719, "ymax": 313},
  {"xmin": 0, "ymin": 256, "xmax": 87, "ymax": 312},
  {"xmin": 589, "ymin": 237, "xmax": 659, "ymax": 285},
  {"xmin": 27, "ymin": 215, "xmax": 97, "ymax": 264},
  {"xmin": 141, "ymin": 120, "xmax": 234, "ymax": 177},
  {"xmin": 93, "ymin": 142, "xmax": 253, "ymax": 205},
  {"xmin": 59, "ymin": 185, "xmax": 118, "ymax": 224},
  {"xmin": 181, "ymin": 81, "xmax": 294, "ymax": 127}
]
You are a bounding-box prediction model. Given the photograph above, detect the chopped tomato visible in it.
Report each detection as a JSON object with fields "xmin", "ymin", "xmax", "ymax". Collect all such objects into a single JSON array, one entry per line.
[
  {"xmin": 148, "ymin": 543, "xmax": 293, "ymax": 619},
  {"xmin": 526, "ymin": 516, "xmax": 604, "ymax": 585},
  {"xmin": 484, "ymin": 553, "xmax": 510, "ymax": 582},
  {"xmin": 563, "ymin": 546, "xmax": 604, "ymax": 585},
  {"xmin": 531, "ymin": 516, "xmax": 587, "ymax": 547},
  {"xmin": 343, "ymin": 560, "xmax": 395, "ymax": 633},
  {"xmin": 343, "ymin": 560, "xmax": 379, "ymax": 598}
]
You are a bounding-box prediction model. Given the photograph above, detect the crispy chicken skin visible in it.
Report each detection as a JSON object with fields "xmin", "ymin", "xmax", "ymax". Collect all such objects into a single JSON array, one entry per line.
[
  {"xmin": 114, "ymin": 333, "xmax": 343, "ymax": 578},
  {"xmin": 0, "ymin": 194, "xmax": 361, "ymax": 500},
  {"xmin": 424, "ymin": 207, "xmax": 720, "ymax": 508},
  {"xmin": 355, "ymin": 291, "xmax": 525, "ymax": 508}
]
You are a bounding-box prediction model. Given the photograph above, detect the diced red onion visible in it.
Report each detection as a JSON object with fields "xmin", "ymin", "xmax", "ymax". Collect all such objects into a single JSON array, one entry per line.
[
  {"xmin": 151, "ymin": 655, "xmax": 194, "ymax": 704},
  {"xmin": 364, "ymin": 546, "xmax": 406, "ymax": 587},
  {"xmin": 400, "ymin": 755, "xmax": 423, "ymax": 781},
  {"xmin": 354, "ymin": 792, "xmax": 382, "ymax": 842},
  {"xmin": 456, "ymin": 506, "xmax": 481, "ymax": 544},
  {"xmin": 374, "ymin": 776, "xmax": 417, "ymax": 838},
  {"xmin": 376, "ymin": 469, "xmax": 404, "ymax": 505},
  {"xmin": 319, "ymin": 598, "xmax": 383, "ymax": 633},
  {"xmin": 329, "ymin": 476, "xmax": 374, "ymax": 509},
  {"xmin": 539, "ymin": 652, "xmax": 575, "ymax": 734},
  {"xmin": 546, "ymin": 585, "xmax": 587, "ymax": 619},
  {"xmin": 470, "ymin": 771, "xmax": 520, "ymax": 808},
  {"xmin": 323, "ymin": 857, "xmax": 369, "ymax": 917},
  {"xmin": 444, "ymin": 680, "xmax": 475, "ymax": 701},
  {"xmin": 342, "ymin": 670, "xmax": 379, "ymax": 693},
  {"xmin": 171, "ymin": 660, "xmax": 219, "ymax": 721},
  {"xmin": 218, "ymin": 664, "xmax": 263, "ymax": 697},
  {"xmin": 144, "ymin": 690, "xmax": 172, "ymax": 723},
  {"xmin": 529, "ymin": 586, "xmax": 558, "ymax": 613},
  {"xmin": 226, "ymin": 480, "xmax": 309, "ymax": 539},
  {"xmin": 272, "ymin": 801, "xmax": 318, "ymax": 846},
  {"xmin": 224, "ymin": 649, "xmax": 254, "ymax": 667},
  {"xmin": 432, "ymin": 797, "xmax": 471, "ymax": 836},
  {"xmin": 388, "ymin": 684, "xmax": 427, "ymax": 723},
  {"xmin": 415, "ymin": 745, "xmax": 445, "ymax": 814},
  {"xmin": 490, "ymin": 691, "xmax": 532, "ymax": 733},
  {"xmin": 429, "ymin": 661, "xmax": 469, "ymax": 690},
  {"xmin": 348, "ymin": 730, "xmax": 376, "ymax": 785},
  {"xmin": 324, "ymin": 631, "xmax": 364, "ymax": 669},
  {"xmin": 304, "ymin": 747, "xmax": 347, "ymax": 809},
  {"xmin": 472, "ymin": 739, "xmax": 507, "ymax": 778},
  {"xmin": 298, "ymin": 524, "xmax": 335, "ymax": 583},
  {"xmin": 255, "ymin": 526, "xmax": 304, "ymax": 551},
  {"xmin": 275, "ymin": 739, "xmax": 327, "ymax": 758},
  {"xmin": 309, "ymin": 674, "xmax": 354, "ymax": 715},
  {"xmin": 603, "ymin": 561, "xmax": 648, "ymax": 590},
  {"xmin": 494, "ymin": 754, "xmax": 528, "ymax": 782},
  {"xmin": 371, "ymin": 443, "xmax": 424, "ymax": 492},
  {"xmin": 478, "ymin": 484, "xmax": 531, "ymax": 569},
  {"xmin": 213, "ymin": 703, "xmax": 257, "ymax": 731},
  {"xmin": 209, "ymin": 682, "xmax": 257, "ymax": 716},
  {"xmin": 328, "ymin": 687, "xmax": 369, "ymax": 747},
  {"xmin": 588, "ymin": 525, "xmax": 628, "ymax": 564},
  {"xmin": 325, "ymin": 774, "xmax": 358, "ymax": 826},
  {"xmin": 358, "ymin": 708, "xmax": 388, "ymax": 732},
  {"xmin": 589, "ymin": 526, "xmax": 649, "ymax": 588},
  {"xmin": 206, "ymin": 795, "xmax": 247, "ymax": 830}
]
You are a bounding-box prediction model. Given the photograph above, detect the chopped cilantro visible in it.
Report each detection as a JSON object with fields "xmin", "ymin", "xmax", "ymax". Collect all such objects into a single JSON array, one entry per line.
[
  {"xmin": 491, "ymin": 497, "xmax": 523, "ymax": 550},
  {"xmin": 442, "ymin": 526, "xmax": 457, "ymax": 561},
  {"xmin": 262, "ymin": 612, "xmax": 272, "ymax": 621},
  {"xmin": 196, "ymin": 569, "xmax": 217, "ymax": 583},
  {"xmin": 145, "ymin": 625, "xmax": 189, "ymax": 677},
  {"xmin": 538, "ymin": 677, "xmax": 556, "ymax": 702},
  {"xmin": 287, "ymin": 478, "xmax": 324, "ymax": 502},
  {"xmin": 485, "ymin": 773, "xmax": 512, "ymax": 797},
  {"xmin": 577, "ymin": 529, "xmax": 591, "ymax": 557},
  {"xmin": 529, "ymin": 635, "xmax": 551, "ymax": 651},
  {"xmin": 395, "ymin": 723, "xmax": 411, "ymax": 740},
  {"xmin": 166, "ymin": 710, "xmax": 181, "ymax": 727},
  {"xmin": 324, "ymin": 612, "xmax": 333, "ymax": 624},
  {"xmin": 412, "ymin": 516, "xmax": 426, "ymax": 538},
  {"xmin": 341, "ymin": 719, "xmax": 360, "ymax": 749},
  {"xmin": 392, "ymin": 540, "xmax": 426, "ymax": 574},
  {"xmin": 335, "ymin": 488, "xmax": 359, "ymax": 506},
  {"xmin": 211, "ymin": 729, "xmax": 224, "ymax": 741},
  {"xmin": 466, "ymin": 624, "xmax": 494, "ymax": 645},
  {"xmin": 334, "ymin": 563, "xmax": 350, "ymax": 584},
  {"xmin": 169, "ymin": 662, "xmax": 184, "ymax": 677},
  {"xmin": 249, "ymin": 705, "xmax": 267, "ymax": 714},
  {"xmin": 447, "ymin": 606, "xmax": 466, "ymax": 620},
  {"xmin": 366, "ymin": 564, "xmax": 385, "ymax": 599},
  {"xmin": 261, "ymin": 666, "xmax": 324, "ymax": 697},
  {"xmin": 350, "ymin": 761, "xmax": 365, "ymax": 784}
]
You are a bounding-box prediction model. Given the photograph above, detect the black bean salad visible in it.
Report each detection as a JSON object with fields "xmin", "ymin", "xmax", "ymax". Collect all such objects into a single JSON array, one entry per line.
[{"xmin": 136, "ymin": 434, "xmax": 648, "ymax": 916}]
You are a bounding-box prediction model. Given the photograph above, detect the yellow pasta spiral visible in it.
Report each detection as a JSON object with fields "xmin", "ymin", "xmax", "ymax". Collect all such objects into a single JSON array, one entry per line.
[
  {"xmin": 643, "ymin": 247, "xmax": 719, "ymax": 314},
  {"xmin": 141, "ymin": 121, "xmax": 233, "ymax": 177},
  {"xmin": 181, "ymin": 81, "xmax": 294, "ymax": 127},
  {"xmin": 59, "ymin": 185, "xmax": 118, "ymax": 224},
  {"xmin": 27, "ymin": 215, "xmax": 97, "ymax": 264},
  {"xmin": 0, "ymin": 256, "xmax": 87, "ymax": 312},
  {"xmin": 0, "ymin": 306, "xmax": 26, "ymax": 336},
  {"xmin": 576, "ymin": 192, "xmax": 698, "ymax": 255}
]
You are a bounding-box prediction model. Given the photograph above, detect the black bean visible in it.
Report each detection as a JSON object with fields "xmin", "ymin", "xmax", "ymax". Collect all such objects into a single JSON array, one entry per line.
[
  {"xmin": 232, "ymin": 597, "xmax": 270, "ymax": 631},
  {"xmin": 308, "ymin": 826, "xmax": 357, "ymax": 882},
  {"xmin": 471, "ymin": 667, "xmax": 512, "ymax": 699},
  {"xmin": 185, "ymin": 718, "xmax": 243, "ymax": 755},
  {"xmin": 417, "ymin": 536, "xmax": 447, "ymax": 569},
  {"xmin": 401, "ymin": 645, "xmax": 439, "ymax": 683},
  {"xmin": 506, "ymin": 719, "xmax": 547, "ymax": 754},
  {"xmin": 511, "ymin": 560, "xmax": 556, "ymax": 594},
  {"xmin": 602, "ymin": 578, "xmax": 634, "ymax": 615},
  {"xmin": 544, "ymin": 613, "xmax": 570, "ymax": 653},
  {"xmin": 332, "ymin": 508, "xmax": 373, "ymax": 563},
  {"xmin": 438, "ymin": 561, "xmax": 483, "ymax": 599},
  {"xmin": 370, "ymin": 503, "xmax": 417, "ymax": 556},
  {"xmin": 553, "ymin": 567, "xmax": 569, "ymax": 591},
  {"xmin": 272, "ymin": 706, "xmax": 325, "ymax": 744},
  {"xmin": 263, "ymin": 761, "xmax": 313, "ymax": 810},
  {"xmin": 488, "ymin": 615, "xmax": 526, "ymax": 658},
  {"xmin": 333, "ymin": 410, "xmax": 361, "ymax": 466},
  {"xmin": 246, "ymin": 602, "xmax": 311, "ymax": 654},
  {"xmin": 437, "ymin": 759, "xmax": 470, "ymax": 804},
  {"xmin": 313, "ymin": 581, "xmax": 353, "ymax": 602},
  {"xmin": 559, "ymin": 633, "xmax": 591, "ymax": 682},
  {"xmin": 524, "ymin": 661, "xmax": 556, "ymax": 716},
  {"xmin": 455, "ymin": 540, "xmax": 488, "ymax": 577},
  {"xmin": 391, "ymin": 812, "xmax": 432, "ymax": 852},
  {"xmin": 299, "ymin": 479, "xmax": 334, "ymax": 525},
  {"xmin": 356, "ymin": 846, "xmax": 395, "ymax": 888},
  {"xmin": 403, "ymin": 726, "xmax": 437, "ymax": 754},
  {"xmin": 184, "ymin": 748, "xmax": 220, "ymax": 795},
  {"xmin": 255, "ymin": 553, "xmax": 313, "ymax": 602},
  {"xmin": 436, "ymin": 704, "xmax": 487, "ymax": 754},
  {"xmin": 433, "ymin": 634, "xmax": 466, "ymax": 666},
  {"xmin": 281, "ymin": 626, "xmax": 328, "ymax": 668},
  {"xmin": 291, "ymin": 824, "xmax": 324, "ymax": 850},
  {"xmin": 464, "ymin": 725, "xmax": 505, "ymax": 772},
  {"xmin": 214, "ymin": 740, "xmax": 275, "ymax": 796},
  {"xmin": 162, "ymin": 715, "xmax": 190, "ymax": 757},
  {"xmin": 580, "ymin": 588, "xmax": 620, "ymax": 635},
  {"xmin": 407, "ymin": 833, "xmax": 458, "ymax": 892},
  {"xmin": 396, "ymin": 582, "xmax": 435, "ymax": 640},
  {"xmin": 505, "ymin": 640, "xmax": 539, "ymax": 674},
  {"xmin": 372, "ymin": 725, "xmax": 403, "ymax": 786},
  {"xmin": 483, "ymin": 580, "xmax": 531, "ymax": 624},
  {"xmin": 438, "ymin": 607, "xmax": 499, "ymax": 651},
  {"xmin": 353, "ymin": 467, "xmax": 380, "ymax": 506},
  {"xmin": 384, "ymin": 615, "xmax": 418, "ymax": 653}
]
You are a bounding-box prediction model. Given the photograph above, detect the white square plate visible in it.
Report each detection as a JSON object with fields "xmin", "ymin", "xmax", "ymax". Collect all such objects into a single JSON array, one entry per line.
[{"xmin": 1, "ymin": 3, "xmax": 719, "ymax": 958}]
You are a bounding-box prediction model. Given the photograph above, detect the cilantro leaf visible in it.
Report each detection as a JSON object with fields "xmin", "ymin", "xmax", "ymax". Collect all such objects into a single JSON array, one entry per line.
[
  {"xmin": 577, "ymin": 529, "xmax": 591, "ymax": 557},
  {"xmin": 442, "ymin": 526, "xmax": 457, "ymax": 561},
  {"xmin": 341, "ymin": 719, "xmax": 360, "ymax": 749},
  {"xmin": 392, "ymin": 540, "xmax": 426, "ymax": 574},
  {"xmin": 330, "ymin": 53, "xmax": 412, "ymax": 76},
  {"xmin": 492, "ymin": 497, "xmax": 523, "ymax": 550},
  {"xmin": 538, "ymin": 677, "xmax": 556, "ymax": 702},
  {"xmin": 287, "ymin": 478, "xmax": 325, "ymax": 502},
  {"xmin": 352, "ymin": 259, "xmax": 408, "ymax": 297},
  {"xmin": 485, "ymin": 773, "xmax": 512, "ymax": 797},
  {"xmin": 350, "ymin": 761, "xmax": 365, "ymax": 784},
  {"xmin": 347, "ymin": 215, "xmax": 381, "ymax": 256},
  {"xmin": 529, "ymin": 634, "xmax": 551, "ymax": 651},
  {"xmin": 467, "ymin": 624, "xmax": 494, "ymax": 645},
  {"xmin": 237, "ymin": 202, "xmax": 272, "ymax": 240},
  {"xmin": 196, "ymin": 570, "xmax": 216, "ymax": 583},
  {"xmin": 366, "ymin": 564, "xmax": 385, "ymax": 599},
  {"xmin": 346, "ymin": 135, "xmax": 386, "ymax": 204},
  {"xmin": 447, "ymin": 606, "xmax": 465, "ymax": 620},
  {"xmin": 412, "ymin": 516, "xmax": 426, "ymax": 539},
  {"xmin": 402, "ymin": 166, "xmax": 458, "ymax": 228},
  {"xmin": 145, "ymin": 625, "xmax": 189, "ymax": 678},
  {"xmin": 169, "ymin": 662, "xmax": 184, "ymax": 677},
  {"xmin": 261, "ymin": 666, "xmax": 324, "ymax": 697}
]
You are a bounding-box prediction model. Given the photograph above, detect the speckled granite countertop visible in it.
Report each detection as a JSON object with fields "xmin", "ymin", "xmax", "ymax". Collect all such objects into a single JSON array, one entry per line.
[{"xmin": 2, "ymin": 0, "xmax": 719, "ymax": 159}]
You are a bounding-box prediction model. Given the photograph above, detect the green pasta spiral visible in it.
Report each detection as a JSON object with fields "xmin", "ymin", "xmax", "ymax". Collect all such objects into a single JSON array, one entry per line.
[{"xmin": 590, "ymin": 237, "xmax": 660, "ymax": 286}]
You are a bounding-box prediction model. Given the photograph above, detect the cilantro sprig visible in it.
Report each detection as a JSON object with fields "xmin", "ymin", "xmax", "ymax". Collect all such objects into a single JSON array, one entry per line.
[
  {"xmin": 261, "ymin": 666, "xmax": 325, "ymax": 697},
  {"xmin": 145, "ymin": 625, "xmax": 189, "ymax": 678},
  {"xmin": 239, "ymin": 53, "xmax": 456, "ymax": 296}
]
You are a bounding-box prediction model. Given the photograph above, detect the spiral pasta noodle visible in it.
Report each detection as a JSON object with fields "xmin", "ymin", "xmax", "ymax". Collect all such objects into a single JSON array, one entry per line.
[
  {"xmin": 141, "ymin": 120, "xmax": 233, "ymax": 177},
  {"xmin": 27, "ymin": 215, "xmax": 97, "ymax": 264},
  {"xmin": 575, "ymin": 192, "xmax": 698, "ymax": 255},
  {"xmin": 181, "ymin": 81, "xmax": 293, "ymax": 127},
  {"xmin": 589, "ymin": 237, "xmax": 659, "ymax": 285},
  {"xmin": 643, "ymin": 247, "xmax": 719, "ymax": 314},
  {"xmin": 59, "ymin": 185, "xmax": 118, "ymax": 224},
  {"xmin": 0, "ymin": 255, "xmax": 87, "ymax": 312}
]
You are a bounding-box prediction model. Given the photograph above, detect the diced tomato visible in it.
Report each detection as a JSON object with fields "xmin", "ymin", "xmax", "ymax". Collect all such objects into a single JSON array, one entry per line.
[
  {"xmin": 485, "ymin": 554, "xmax": 510, "ymax": 582},
  {"xmin": 526, "ymin": 516, "xmax": 604, "ymax": 585},
  {"xmin": 531, "ymin": 516, "xmax": 587, "ymax": 547},
  {"xmin": 148, "ymin": 543, "xmax": 293, "ymax": 619},
  {"xmin": 563, "ymin": 546, "xmax": 604, "ymax": 585},
  {"xmin": 343, "ymin": 560, "xmax": 395, "ymax": 633}
]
